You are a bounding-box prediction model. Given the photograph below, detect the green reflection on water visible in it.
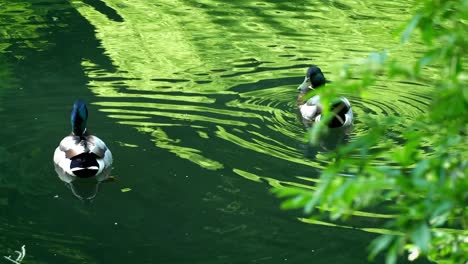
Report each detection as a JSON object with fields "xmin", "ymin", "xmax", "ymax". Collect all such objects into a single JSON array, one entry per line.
[
  {"xmin": 68, "ymin": 0, "xmax": 436, "ymax": 243},
  {"xmin": 99, "ymin": 107, "xmax": 252, "ymax": 126},
  {"xmin": 298, "ymin": 218, "xmax": 403, "ymax": 236},
  {"xmin": 299, "ymin": 218, "xmax": 468, "ymax": 237},
  {"xmin": 70, "ymin": 0, "xmax": 431, "ymax": 174},
  {"xmin": 0, "ymin": 0, "xmax": 55, "ymax": 52},
  {"xmin": 137, "ymin": 126, "xmax": 224, "ymax": 170},
  {"xmin": 233, "ymin": 168, "xmax": 315, "ymax": 189},
  {"xmin": 233, "ymin": 168, "xmax": 396, "ymax": 220},
  {"xmin": 217, "ymin": 126, "xmax": 314, "ymax": 167},
  {"xmin": 0, "ymin": 0, "xmax": 439, "ymax": 263},
  {"xmin": 92, "ymin": 101, "xmax": 263, "ymax": 120}
]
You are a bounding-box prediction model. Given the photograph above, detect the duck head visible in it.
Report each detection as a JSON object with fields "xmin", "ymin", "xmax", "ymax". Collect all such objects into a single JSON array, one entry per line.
[
  {"xmin": 71, "ymin": 100, "xmax": 88, "ymax": 137},
  {"xmin": 297, "ymin": 66, "xmax": 326, "ymax": 92}
]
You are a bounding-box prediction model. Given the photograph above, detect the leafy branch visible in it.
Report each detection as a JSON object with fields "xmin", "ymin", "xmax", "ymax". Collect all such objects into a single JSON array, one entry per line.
[{"xmin": 273, "ymin": 0, "xmax": 467, "ymax": 263}]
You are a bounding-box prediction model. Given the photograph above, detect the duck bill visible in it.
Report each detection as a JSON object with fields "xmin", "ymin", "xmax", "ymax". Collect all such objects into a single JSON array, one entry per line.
[{"xmin": 297, "ymin": 77, "xmax": 310, "ymax": 91}]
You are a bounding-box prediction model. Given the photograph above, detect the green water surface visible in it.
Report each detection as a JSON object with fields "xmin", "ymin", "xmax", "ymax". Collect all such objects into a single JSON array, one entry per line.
[{"xmin": 0, "ymin": 0, "xmax": 433, "ymax": 263}]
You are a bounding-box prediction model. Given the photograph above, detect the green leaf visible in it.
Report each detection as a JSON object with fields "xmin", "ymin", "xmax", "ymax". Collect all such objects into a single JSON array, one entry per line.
[
  {"xmin": 281, "ymin": 194, "xmax": 310, "ymax": 210},
  {"xmin": 369, "ymin": 235, "xmax": 394, "ymax": 260},
  {"xmin": 411, "ymin": 223, "xmax": 431, "ymax": 253},
  {"xmin": 271, "ymin": 186, "xmax": 306, "ymax": 198},
  {"xmin": 401, "ymin": 14, "xmax": 422, "ymax": 43},
  {"xmin": 303, "ymin": 171, "xmax": 334, "ymax": 214},
  {"xmin": 412, "ymin": 159, "xmax": 430, "ymax": 179},
  {"xmin": 430, "ymin": 201, "xmax": 452, "ymax": 226}
]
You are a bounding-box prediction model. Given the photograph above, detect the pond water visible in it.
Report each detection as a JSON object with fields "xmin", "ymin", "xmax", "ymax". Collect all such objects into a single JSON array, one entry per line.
[{"xmin": 0, "ymin": 0, "xmax": 433, "ymax": 263}]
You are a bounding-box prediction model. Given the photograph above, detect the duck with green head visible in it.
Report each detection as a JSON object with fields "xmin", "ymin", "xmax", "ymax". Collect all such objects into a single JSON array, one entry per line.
[
  {"xmin": 53, "ymin": 100, "xmax": 112, "ymax": 181},
  {"xmin": 297, "ymin": 66, "xmax": 353, "ymax": 129}
]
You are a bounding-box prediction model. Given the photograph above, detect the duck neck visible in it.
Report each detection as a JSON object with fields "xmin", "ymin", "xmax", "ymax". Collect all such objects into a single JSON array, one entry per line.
[{"xmin": 71, "ymin": 115, "xmax": 87, "ymax": 138}]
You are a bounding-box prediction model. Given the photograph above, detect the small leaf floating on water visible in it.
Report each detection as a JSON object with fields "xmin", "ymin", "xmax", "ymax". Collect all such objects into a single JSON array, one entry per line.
[
  {"xmin": 121, "ymin": 188, "xmax": 132, "ymax": 192},
  {"xmin": 103, "ymin": 176, "xmax": 117, "ymax": 183},
  {"xmin": 3, "ymin": 245, "xmax": 26, "ymax": 264}
]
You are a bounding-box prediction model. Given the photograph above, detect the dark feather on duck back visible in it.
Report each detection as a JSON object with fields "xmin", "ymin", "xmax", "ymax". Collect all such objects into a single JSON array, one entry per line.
[
  {"xmin": 70, "ymin": 152, "xmax": 100, "ymax": 178},
  {"xmin": 328, "ymin": 100, "xmax": 350, "ymax": 128}
]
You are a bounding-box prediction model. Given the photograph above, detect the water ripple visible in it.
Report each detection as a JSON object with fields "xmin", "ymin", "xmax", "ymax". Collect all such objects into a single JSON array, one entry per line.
[
  {"xmin": 69, "ymin": 0, "xmax": 433, "ymax": 234},
  {"xmin": 82, "ymin": 49, "xmax": 432, "ymax": 174}
]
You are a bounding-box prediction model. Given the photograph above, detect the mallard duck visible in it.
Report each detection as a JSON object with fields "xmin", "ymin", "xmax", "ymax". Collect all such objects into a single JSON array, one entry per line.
[
  {"xmin": 53, "ymin": 100, "xmax": 112, "ymax": 180},
  {"xmin": 297, "ymin": 66, "xmax": 353, "ymax": 128}
]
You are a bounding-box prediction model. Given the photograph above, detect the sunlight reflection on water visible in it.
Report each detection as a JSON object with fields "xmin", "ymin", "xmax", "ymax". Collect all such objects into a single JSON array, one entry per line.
[
  {"xmin": 0, "ymin": 0, "xmax": 434, "ymax": 263},
  {"xmin": 74, "ymin": 0, "xmax": 430, "ymax": 212}
]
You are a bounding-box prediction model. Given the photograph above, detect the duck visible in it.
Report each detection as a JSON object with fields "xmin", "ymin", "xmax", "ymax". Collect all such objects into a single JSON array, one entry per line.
[
  {"xmin": 296, "ymin": 66, "xmax": 353, "ymax": 129},
  {"xmin": 53, "ymin": 100, "xmax": 113, "ymax": 181}
]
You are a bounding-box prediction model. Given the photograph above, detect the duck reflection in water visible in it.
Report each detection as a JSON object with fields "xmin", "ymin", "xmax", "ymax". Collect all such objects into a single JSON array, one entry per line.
[
  {"xmin": 296, "ymin": 66, "xmax": 353, "ymax": 157},
  {"xmin": 54, "ymin": 166, "xmax": 112, "ymax": 201},
  {"xmin": 53, "ymin": 100, "xmax": 113, "ymax": 201}
]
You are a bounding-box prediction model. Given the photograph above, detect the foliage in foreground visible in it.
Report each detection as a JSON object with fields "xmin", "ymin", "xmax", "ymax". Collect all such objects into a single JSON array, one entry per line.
[{"xmin": 273, "ymin": 0, "xmax": 467, "ymax": 263}]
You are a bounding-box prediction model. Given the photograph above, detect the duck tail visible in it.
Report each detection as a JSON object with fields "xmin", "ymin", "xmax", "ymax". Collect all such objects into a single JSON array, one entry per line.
[{"xmin": 70, "ymin": 153, "xmax": 100, "ymax": 178}]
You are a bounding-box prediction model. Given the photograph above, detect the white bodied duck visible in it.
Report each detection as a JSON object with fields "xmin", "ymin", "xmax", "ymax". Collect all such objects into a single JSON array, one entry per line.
[
  {"xmin": 297, "ymin": 66, "xmax": 353, "ymax": 129},
  {"xmin": 53, "ymin": 100, "xmax": 112, "ymax": 181}
]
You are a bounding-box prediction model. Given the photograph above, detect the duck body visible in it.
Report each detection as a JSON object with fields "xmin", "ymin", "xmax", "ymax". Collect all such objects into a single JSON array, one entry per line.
[
  {"xmin": 54, "ymin": 133, "xmax": 112, "ymax": 179},
  {"xmin": 299, "ymin": 95, "xmax": 353, "ymax": 128},
  {"xmin": 53, "ymin": 100, "xmax": 112, "ymax": 181},
  {"xmin": 297, "ymin": 66, "xmax": 353, "ymax": 129}
]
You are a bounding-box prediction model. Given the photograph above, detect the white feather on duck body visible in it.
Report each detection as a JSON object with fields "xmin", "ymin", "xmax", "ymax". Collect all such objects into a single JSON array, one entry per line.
[
  {"xmin": 297, "ymin": 66, "xmax": 353, "ymax": 129},
  {"xmin": 53, "ymin": 100, "xmax": 112, "ymax": 181}
]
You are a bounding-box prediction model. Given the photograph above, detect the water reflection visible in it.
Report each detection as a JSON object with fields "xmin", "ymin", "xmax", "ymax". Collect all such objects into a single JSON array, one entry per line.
[
  {"xmin": 0, "ymin": 0, "xmax": 434, "ymax": 263},
  {"xmin": 302, "ymin": 126, "xmax": 352, "ymax": 160},
  {"xmin": 54, "ymin": 164, "xmax": 111, "ymax": 202},
  {"xmin": 80, "ymin": 56, "xmax": 432, "ymax": 178}
]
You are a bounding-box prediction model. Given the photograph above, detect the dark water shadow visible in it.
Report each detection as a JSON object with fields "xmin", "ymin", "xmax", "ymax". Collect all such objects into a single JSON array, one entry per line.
[
  {"xmin": 302, "ymin": 126, "xmax": 353, "ymax": 160},
  {"xmin": 82, "ymin": 0, "xmax": 124, "ymax": 22}
]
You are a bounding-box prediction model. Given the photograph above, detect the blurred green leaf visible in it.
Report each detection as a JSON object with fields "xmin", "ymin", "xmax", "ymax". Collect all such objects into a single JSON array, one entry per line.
[
  {"xmin": 411, "ymin": 223, "xmax": 431, "ymax": 253},
  {"xmin": 369, "ymin": 234, "xmax": 394, "ymax": 260},
  {"xmin": 402, "ymin": 14, "xmax": 422, "ymax": 43}
]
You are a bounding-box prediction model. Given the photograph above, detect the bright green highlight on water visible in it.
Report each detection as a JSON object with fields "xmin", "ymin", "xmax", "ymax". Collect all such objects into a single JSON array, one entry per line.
[{"xmin": 0, "ymin": 0, "xmax": 445, "ymax": 263}]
